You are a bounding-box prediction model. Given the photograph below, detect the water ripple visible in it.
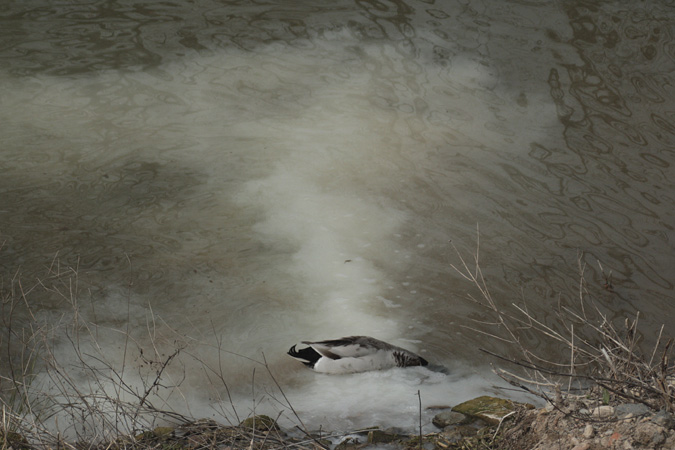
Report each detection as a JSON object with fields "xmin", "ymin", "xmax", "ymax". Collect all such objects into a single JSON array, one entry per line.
[{"xmin": 1, "ymin": 0, "xmax": 675, "ymax": 403}]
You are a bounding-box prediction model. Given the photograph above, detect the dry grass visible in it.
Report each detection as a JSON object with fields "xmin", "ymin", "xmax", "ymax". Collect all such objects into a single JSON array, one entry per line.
[
  {"xmin": 0, "ymin": 259, "xmax": 327, "ymax": 450},
  {"xmin": 451, "ymin": 236, "xmax": 675, "ymax": 416},
  {"xmin": 0, "ymin": 260, "xmax": 192, "ymax": 447}
]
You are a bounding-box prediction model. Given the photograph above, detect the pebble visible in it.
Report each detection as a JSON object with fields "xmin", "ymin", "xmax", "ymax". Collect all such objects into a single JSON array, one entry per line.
[
  {"xmin": 651, "ymin": 430, "xmax": 666, "ymax": 445},
  {"xmin": 615, "ymin": 403, "xmax": 650, "ymax": 419},
  {"xmin": 582, "ymin": 424, "xmax": 594, "ymax": 439},
  {"xmin": 651, "ymin": 410, "xmax": 675, "ymax": 429},
  {"xmin": 635, "ymin": 423, "xmax": 666, "ymax": 446},
  {"xmin": 571, "ymin": 443, "xmax": 590, "ymax": 450},
  {"xmin": 592, "ymin": 406, "xmax": 615, "ymax": 418},
  {"xmin": 432, "ymin": 411, "xmax": 469, "ymax": 428}
]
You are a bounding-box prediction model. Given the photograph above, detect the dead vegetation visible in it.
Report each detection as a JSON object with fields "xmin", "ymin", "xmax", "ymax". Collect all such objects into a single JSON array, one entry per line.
[
  {"xmin": 450, "ymin": 237, "xmax": 675, "ymax": 448},
  {"xmin": 0, "ymin": 259, "xmax": 331, "ymax": 450},
  {"xmin": 1, "ymin": 259, "xmax": 190, "ymax": 448}
]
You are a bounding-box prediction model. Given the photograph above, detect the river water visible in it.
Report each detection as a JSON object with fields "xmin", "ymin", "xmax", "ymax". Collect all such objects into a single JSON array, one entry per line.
[{"xmin": 1, "ymin": 0, "xmax": 674, "ymax": 437}]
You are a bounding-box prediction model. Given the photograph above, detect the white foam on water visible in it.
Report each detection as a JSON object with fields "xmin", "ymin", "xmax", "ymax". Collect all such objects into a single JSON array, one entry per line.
[{"xmin": 214, "ymin": 364, "xmax": 540, "ymax": 434}]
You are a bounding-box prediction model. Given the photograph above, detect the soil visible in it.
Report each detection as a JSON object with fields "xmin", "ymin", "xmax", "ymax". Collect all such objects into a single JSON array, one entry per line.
[
  {"xmin": 4, "ymin": 403, "xmax": 675, "ymax": 450},
  {"xmin": 498, "ymin": 405, "xmax": 675, "ymax": 450}
]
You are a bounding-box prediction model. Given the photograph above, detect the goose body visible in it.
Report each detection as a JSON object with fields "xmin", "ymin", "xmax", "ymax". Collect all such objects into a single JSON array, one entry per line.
[{"xmin": 287, "ymin": 336, "xmax": 428, "ymax": 374}]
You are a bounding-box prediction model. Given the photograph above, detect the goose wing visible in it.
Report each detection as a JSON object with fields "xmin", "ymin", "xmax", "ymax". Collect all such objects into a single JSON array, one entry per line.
[{"xmin": 303, "ymin": 336, "xmax": 392, "ymax": 359}]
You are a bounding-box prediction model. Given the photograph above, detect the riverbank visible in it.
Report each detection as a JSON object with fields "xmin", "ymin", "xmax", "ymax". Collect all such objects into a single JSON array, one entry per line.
[{"xmin": 4, "ymin": 392, "xmax": 674, "ymax": 450}]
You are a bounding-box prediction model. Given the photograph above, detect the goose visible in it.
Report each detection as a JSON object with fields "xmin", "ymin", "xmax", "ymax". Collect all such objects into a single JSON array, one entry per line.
[{"xmin": 287, "ymin": 336, "xmax": 428, "ymax": 374}]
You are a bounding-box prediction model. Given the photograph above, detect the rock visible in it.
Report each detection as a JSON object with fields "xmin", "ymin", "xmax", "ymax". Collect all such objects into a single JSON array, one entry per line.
[
  {"xmin": 571, "ymin": 443, "xmax": 590, "ymax": 450},
  {"xmin": 591, "ymin": 405, "xmax": 615, "ymax": 418},
  {"xmin": 662, "ymin": 433, "xmax": 675, "ymax": 450},
  {"xmin": 367, "ymin": 429, "xmax": 406, "ymax": 444},
  {"xmin": 582, "ymin": 424, "xmax": 594, "ymax": 439},
  {"xmin": 615, "ymin": 403, "xmax": 650, "ymax": 419},
  {"xmin": 651, "ymin": 410, "xmax": 675, "ymax": 429},
  {"xmin": 432, "ymin": 410, "xmax": 470, "ymax": 428},
  {"xmin": 238, "ymin": 414, "xmax": 279, "ymax": 431},
  {"xmin": 451, "ymin": 396, "xmax": 532, "ymax": 425},
  {"xmin": 634, "ymin": 423, "xmax": 665, "ymax": 446},
  {"xmin": 608, "ymin": 431, "xmax": 622, "ymax": 446}
]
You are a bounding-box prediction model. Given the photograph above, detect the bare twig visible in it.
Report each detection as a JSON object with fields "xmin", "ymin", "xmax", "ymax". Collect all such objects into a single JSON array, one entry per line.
[{"xmin": 452, "ymin": 240, "xmax": 674, "ymax": 414}]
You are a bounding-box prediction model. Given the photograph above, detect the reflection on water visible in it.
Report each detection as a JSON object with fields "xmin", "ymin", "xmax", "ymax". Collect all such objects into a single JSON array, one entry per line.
[{"xmin": 1, "ymin": 0, "xmax": 674, "ymax": 434}]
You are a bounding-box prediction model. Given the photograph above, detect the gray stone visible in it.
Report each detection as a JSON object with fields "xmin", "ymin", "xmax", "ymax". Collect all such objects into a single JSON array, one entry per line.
[
  {"xmin": 615, "ymin": 403, "xmax": 650, "ymax": 419},
  {"xmin": 367, "ymin": 429, "xmax": 406, "ymax": 444},
  {"xmin": 651, "ymin": 410, "xmax": 675, "ymax": 429},
  {"xmin": 432, "ymin": 411, "xmax": 470, "ymax": 428}
]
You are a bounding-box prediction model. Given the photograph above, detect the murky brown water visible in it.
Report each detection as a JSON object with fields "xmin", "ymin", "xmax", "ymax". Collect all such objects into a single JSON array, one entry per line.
[{"xmin": 1, "ymin": 0, "xmax": 674, "ymax": 434}]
